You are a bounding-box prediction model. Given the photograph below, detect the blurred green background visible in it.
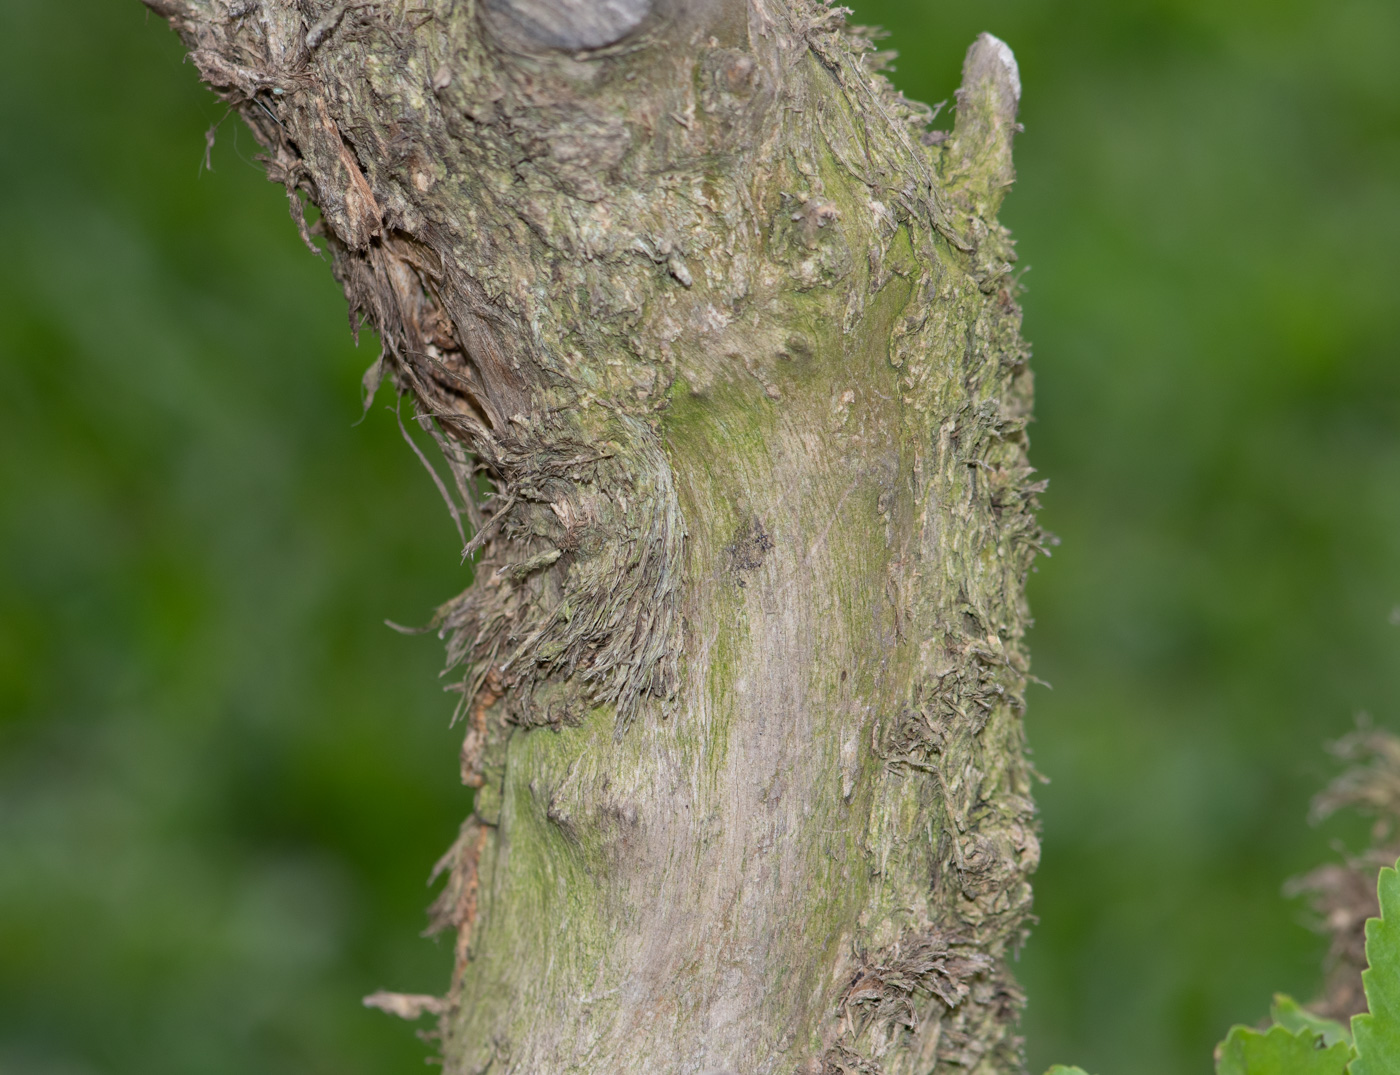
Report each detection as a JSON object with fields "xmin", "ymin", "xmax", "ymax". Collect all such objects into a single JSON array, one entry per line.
[{"xmin": 0, "ymin": 1, "xmax": 1396, "ymax": 1073}]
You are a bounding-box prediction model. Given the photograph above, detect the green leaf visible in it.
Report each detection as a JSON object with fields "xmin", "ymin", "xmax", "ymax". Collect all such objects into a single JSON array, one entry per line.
[
  {"xmin": 1214, "ymin": 1025, "xmax": 1352, "ymax": 1075},
  {"xmin": 1044, "ymin": 1067, "xmax": 1093, "ymax": 1075},
  {"xmin": 1270, "ymin": 994, "xmax": 1351, "ymax": 1047},
  {"xmin": 1351, "ymin": 859, "xmax": 1400, "ymax": 1075}
]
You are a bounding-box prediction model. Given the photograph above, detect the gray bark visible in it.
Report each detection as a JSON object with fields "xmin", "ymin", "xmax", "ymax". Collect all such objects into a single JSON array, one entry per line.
[{"xmin": 144, "ymin": 1, "xmax": 1044, "ymax": 1072}]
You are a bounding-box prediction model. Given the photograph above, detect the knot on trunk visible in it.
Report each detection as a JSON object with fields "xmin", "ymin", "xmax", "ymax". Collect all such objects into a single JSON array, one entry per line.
[{"xmin": 486, "ymin": 0, "xmax": 653, "ymax": 50}]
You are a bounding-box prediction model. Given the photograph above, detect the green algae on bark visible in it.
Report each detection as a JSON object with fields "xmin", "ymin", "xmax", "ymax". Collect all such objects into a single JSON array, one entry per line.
[{"xmin": 144, "ymin": 0, "xmax": 1045, "ymax": 1070}]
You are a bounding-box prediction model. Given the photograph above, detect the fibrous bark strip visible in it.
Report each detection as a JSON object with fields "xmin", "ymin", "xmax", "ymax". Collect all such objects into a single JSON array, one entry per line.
[{"xmin": 145, "ymin": 1, "xmax": 1046, "ymax": 1070}]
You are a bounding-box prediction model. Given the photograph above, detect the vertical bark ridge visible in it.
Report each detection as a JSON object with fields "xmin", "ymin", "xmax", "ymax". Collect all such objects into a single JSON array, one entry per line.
[{"xmin": 145, "ymin": 1, "xmax": 1044, "ymax": 1071}]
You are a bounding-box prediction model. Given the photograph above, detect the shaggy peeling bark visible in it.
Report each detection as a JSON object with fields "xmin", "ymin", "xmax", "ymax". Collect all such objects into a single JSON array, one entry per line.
[{"xmin": 146, "ymin": 1, "xmax": 1045, "ymax": 1071}]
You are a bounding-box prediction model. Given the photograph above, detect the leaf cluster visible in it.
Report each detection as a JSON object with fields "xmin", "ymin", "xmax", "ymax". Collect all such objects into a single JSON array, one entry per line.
[{"xmin": 1045, "ymin": 859, "xmax": 1400, "ymax": 1075}]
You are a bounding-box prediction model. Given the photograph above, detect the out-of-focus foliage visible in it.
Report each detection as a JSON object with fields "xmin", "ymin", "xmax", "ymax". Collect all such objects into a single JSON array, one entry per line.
[
  {"xmin": 1270, "ymin": 995, "xmax": 1350, "ymax": 1049},
  {"xmin": 0, "ymin": 2, "xmax": 1396, "ymax": 1075},
  {"xmin": 1214, "ymin": 1024, "xmax": 1352, "ymax": 1075},
  {"xmin": 1045, "ymin": 858, "xmax": 1400, "ymax": 1074},
  {"xmin": 0, "ymin": 3, "xmax": 466, "ymax": 1074}
]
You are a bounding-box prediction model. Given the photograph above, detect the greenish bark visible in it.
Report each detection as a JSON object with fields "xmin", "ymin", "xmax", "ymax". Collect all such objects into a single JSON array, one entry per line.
[{"xmin": 145, "ymin": 1, "xmax": 1043, "ymax": 1071}]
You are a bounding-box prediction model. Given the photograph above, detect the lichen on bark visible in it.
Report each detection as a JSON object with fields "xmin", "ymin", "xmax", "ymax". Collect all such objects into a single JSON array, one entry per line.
[{"xmin": 145, "ymin": 0, "xmax": 1046, "ymax": 1071}]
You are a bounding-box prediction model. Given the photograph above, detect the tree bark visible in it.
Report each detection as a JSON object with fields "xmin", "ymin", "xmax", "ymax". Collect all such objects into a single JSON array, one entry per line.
[{"xmin": 145, "ymin": 1, "xmax": 1044, "ymax": 1072}]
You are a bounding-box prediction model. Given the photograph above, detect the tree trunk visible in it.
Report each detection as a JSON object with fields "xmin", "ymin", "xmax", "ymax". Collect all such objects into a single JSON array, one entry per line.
[{"xmin": 145, "ymin": 1, "xmax": 1043, "ymax": 1071}]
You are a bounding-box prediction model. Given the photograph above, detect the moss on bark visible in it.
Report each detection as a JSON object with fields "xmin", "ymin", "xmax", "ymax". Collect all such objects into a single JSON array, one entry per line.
[{"xmin": 145, "ymin": 1, "xmax": 1044, "ymax": 1070}]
